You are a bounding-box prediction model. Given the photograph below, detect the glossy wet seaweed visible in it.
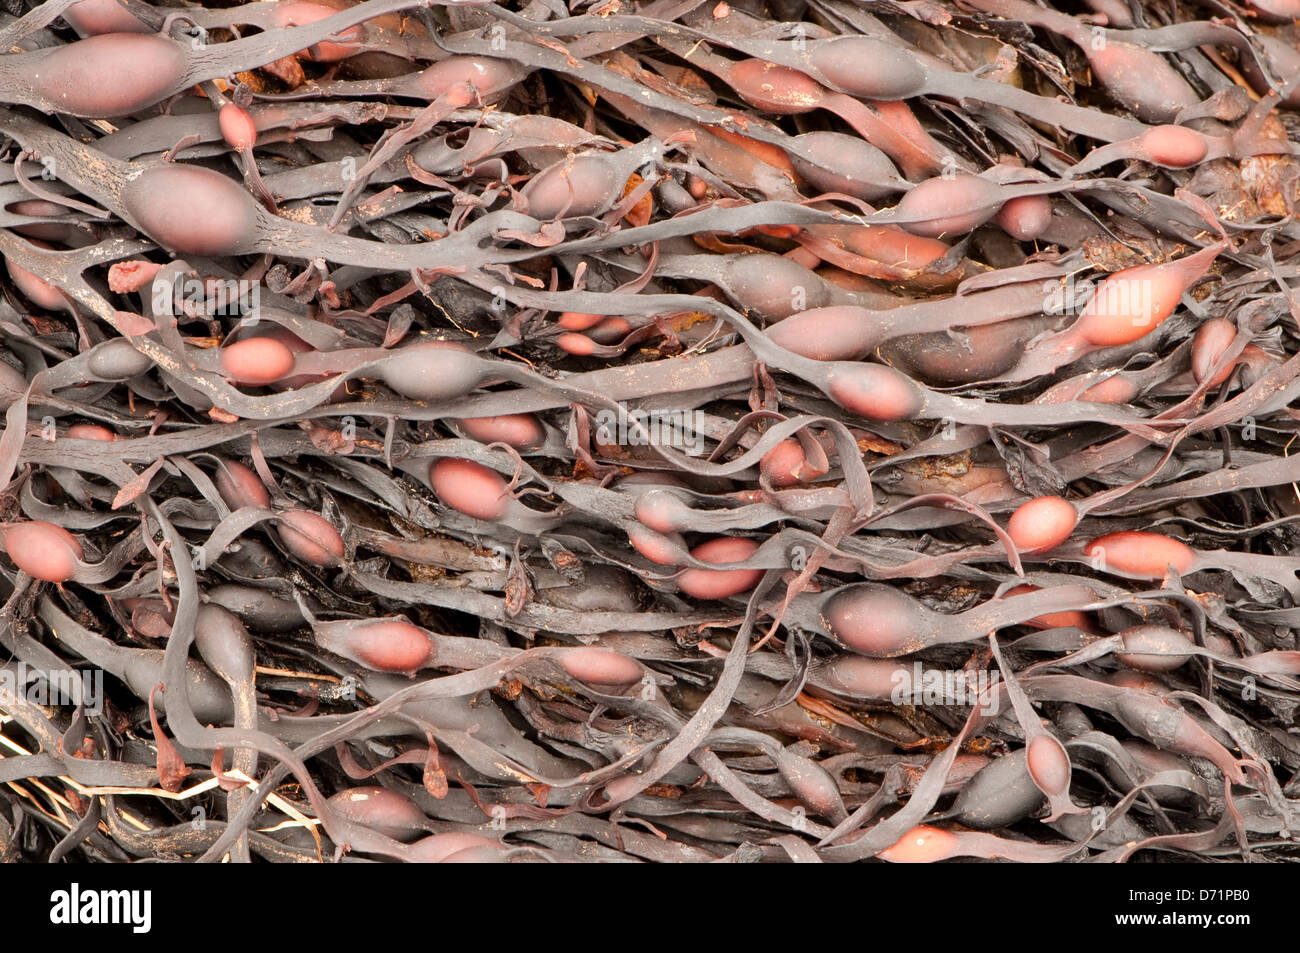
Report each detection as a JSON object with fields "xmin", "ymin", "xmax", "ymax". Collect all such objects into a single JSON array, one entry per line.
[{"xmin": 0, "ymin": 0, "xmax": 1298, "ymax": 866}]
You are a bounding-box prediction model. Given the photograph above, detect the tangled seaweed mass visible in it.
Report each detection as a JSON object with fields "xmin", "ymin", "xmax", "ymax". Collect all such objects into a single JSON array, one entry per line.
[{"xmin": 5, "ymin": 0, "xmax": 1300, "ymax": 866}]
